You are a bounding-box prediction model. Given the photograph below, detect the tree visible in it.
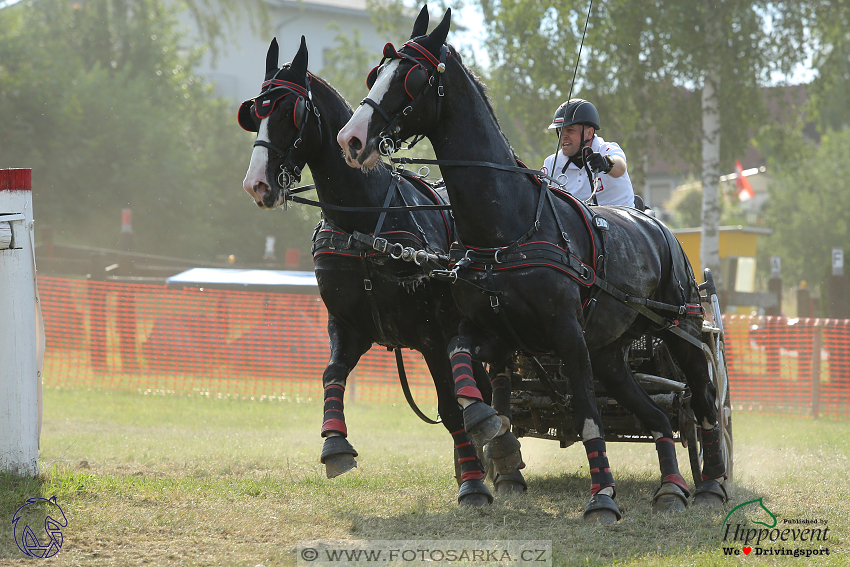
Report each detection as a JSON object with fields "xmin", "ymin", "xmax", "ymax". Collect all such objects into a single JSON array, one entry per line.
[
  {"xmin": 474, "ymin": 1, "xmax": 812, "ymax": 289},
  {"xmin": 762, "ymin": 127, "xmax": 850, "ymax": 296},
  {"xmin": 0, "ymin": 0, "xmax": 323, "ymax": 264}
]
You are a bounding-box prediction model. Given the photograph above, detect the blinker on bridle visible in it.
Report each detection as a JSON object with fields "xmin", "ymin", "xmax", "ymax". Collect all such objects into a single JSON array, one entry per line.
[
  {"xmin": 361, "ymin": 40, "xmax": 447, "ymax": 155},
  {"xmin": 238, "ymin": 70, "xmax": 323, "ymax": 195}
]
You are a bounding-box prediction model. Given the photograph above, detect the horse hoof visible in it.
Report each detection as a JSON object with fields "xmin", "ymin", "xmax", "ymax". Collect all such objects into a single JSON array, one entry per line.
[
  {"xmin": 583, "ymin": 494, "xmax": 621, "ymax": 524},
  {"xmin": 494, "ymin": 469, "xmax": 528, "ymax": 496},
  {"xmin": 457, "ymin": 478, "xmax": 493, "ymax": 507},
  {"xmin": 320, "ymin": 437, "xmax": 358, "ymax": 478},
  {"xmin": 692, "ymin": 479, "xmax": 728, "ymax": 508},
  {"xmin": 484, "ymin": 432, "xmax": 522, "ymax": 475},
  {"xmin": 652, "ymin": 482, "xmax": 689, "ymax": 513},
  {"xmin": 463, "ymin": 402, "xmax": 501, "ymax": 447}
]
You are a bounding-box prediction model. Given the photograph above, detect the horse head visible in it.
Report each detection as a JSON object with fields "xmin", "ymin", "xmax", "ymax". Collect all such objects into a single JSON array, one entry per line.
[
  {"xmin": 241, "ymin": 36, "xmax": 322, "ymax": 209},
  {"xmin": 338, "ymin": 6, "xmax": 452, "ymax": 168}
]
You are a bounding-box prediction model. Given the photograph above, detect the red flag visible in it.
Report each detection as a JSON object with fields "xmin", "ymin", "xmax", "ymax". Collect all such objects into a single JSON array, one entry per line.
[{"xmin": 735, "ymin": 160, "xmax": 755, "ymax": 202}]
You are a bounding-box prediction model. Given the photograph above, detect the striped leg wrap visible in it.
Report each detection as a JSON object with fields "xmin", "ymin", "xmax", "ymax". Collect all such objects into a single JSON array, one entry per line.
[
  {"xmin": 584, "ymin": 438, "xmax": 615, "ymax": 495},
  {"xmin": 452, "ymin": 352, "xmax": 482, "ymax": 401},
  {"xmin": 453, "ymin": 429, "xmax": 485, "ymax": 481},
  {"xmin": 321, "ymin": 384, "xmax": 347, "ymax": 437},
  {"xmin": 656, "ymin": 437, "xmax": 690, "ymax": 495},
  {"xmin": 700, "ymin": 424, "xmax": 727, "ymax": 481},
  {"xmin": 490, "ymin": 372, "xmax": 512, "ymax": 419}
]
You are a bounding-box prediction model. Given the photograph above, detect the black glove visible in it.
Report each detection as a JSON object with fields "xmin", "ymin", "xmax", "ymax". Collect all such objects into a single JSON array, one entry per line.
[{"xmin": 587, "ymin": 152, "xmax": 614, "ymax": 174}]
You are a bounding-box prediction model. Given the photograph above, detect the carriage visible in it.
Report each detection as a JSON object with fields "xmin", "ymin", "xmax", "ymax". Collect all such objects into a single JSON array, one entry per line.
[{"xmin": 506, "ymin": 268, "xmax": 733, "ymax": 488}]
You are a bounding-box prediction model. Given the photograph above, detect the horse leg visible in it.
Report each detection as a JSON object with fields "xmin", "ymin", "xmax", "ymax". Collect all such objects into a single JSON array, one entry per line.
[
  {"xmin": 554, "ymin": 319, "xmax": 621, "ymax": 524},
  {"xmin": 484, "ymin": 363, "xmax": 527, "ymax": 494},
  {"xmin": 592, "ymin": 339, "xmax": 690, "ymax": 513},
  {"xmin": 320, "ymin": 317, "xmax": 371, "ymax": 478},
  {"xmin": 421, "ymin": 348, "xmax": 493, "ymax": 507},
  {"xmin": 665, "ymin": 334, "xmax": 728, "ymax": 506},
  {"xmin": 447, "ymin": 321, "xmax": 526, "ymax": 492}
]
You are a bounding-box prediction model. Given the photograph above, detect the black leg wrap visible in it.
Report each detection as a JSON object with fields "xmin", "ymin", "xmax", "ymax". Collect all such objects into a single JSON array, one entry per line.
[
  {"xmin": 452, "ymin": 351, "xmax": 483, "ymax": 401},
  {"xmin": 583, "ymin": 493, "xmax": 621, "ymax": 524},
  {"xmin": 321, "ymin": 383, "xmax": 347, "ymax": 437},
  {"xmin": 452, "ymin": 429, "xmax": 485, "ymax": 483},
  {"xmin": 483, "ymin": 431, "xmax": 522, "ymax": 475},
  {"xmin": 494, "ymin": 468, "xmax": 528, "ymax": 495},
  {"xmin": 584, "ymin": 438, "xmax": 615, "ymax": 495},
  {"xmin": 655, "ymin": 437, "xmax": 690, "ymax": 496},
  {"xmin": 490, "ymin": 372, "xmax": 512, "ymax": 420},
  {"xmin": 700, "ymin": 425, "xmax": 727, "ymax": 481},
  {"xmin": 320, "ymin": 436, "xmax": 358, "ymax": 479},
  {"xmin": 457, "ymin": 478, "xmax": 494, "ymax": 507},
  {"xmin": 463, "ymin": 401, "xmax": 502, "ymax": 448}
]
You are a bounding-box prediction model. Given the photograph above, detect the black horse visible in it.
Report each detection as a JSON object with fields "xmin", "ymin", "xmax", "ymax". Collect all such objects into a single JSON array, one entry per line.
[
  {"xmin": 338, "ymin": 7, "xmax": 728, "ymax": 523},
  {"xmin": 240, "ymin": 37, "xmax": 527, "ymax": 505}
]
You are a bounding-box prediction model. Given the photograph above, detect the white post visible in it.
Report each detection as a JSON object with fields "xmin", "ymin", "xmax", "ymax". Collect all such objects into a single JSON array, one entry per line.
[{"xmin": 0, "ymin": 168, "xmax": 41, "ymax": 475}]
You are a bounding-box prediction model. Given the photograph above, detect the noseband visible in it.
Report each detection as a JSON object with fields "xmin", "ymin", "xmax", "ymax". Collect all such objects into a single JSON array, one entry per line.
[{"xmin": 360, "ymin": 41, "xmax": 447, "ymax": 155}]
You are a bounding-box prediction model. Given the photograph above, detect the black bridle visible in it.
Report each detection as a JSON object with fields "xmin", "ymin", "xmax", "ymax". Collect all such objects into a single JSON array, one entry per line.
[
  {"xmin": 249, "ymin": 73, "xmax": 324, "ymax": 197},
  {"xmin": 360, "ymin": 41, "xmax": 447, "ymax": 155}
]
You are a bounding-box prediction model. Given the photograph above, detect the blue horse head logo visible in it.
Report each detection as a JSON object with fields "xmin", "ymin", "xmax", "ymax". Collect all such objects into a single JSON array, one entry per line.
[{"xmin": 12, "ymin": 496, "xmax": 68, "ymax": 558}]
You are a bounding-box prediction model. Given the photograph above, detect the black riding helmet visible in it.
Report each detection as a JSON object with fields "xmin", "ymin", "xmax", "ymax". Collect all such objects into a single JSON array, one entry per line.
[{"xmin": 548, "ymin": 98, "xmax": 601, "ymax": 132}]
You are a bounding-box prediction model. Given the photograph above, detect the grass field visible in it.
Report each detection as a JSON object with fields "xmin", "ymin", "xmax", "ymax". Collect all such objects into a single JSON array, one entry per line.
[{"xmin": 1, "ymin": 387, "xmax": 848, "ymax": 566}]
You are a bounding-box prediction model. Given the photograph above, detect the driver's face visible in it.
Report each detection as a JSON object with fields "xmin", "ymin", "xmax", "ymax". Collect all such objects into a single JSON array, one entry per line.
[{"xmin": 559, "ymin": 124, "xmax": 593, "ymax": 157}]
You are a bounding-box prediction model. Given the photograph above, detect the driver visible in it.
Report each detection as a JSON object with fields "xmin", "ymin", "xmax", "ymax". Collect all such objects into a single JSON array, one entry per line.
[{"xmin": 541, "ymin": 99, "xmax": 636, "ymax": 207}]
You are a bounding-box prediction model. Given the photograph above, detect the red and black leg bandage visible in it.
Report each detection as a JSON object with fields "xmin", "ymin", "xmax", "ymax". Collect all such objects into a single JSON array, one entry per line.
[
  {"xmin": 321, "ymin": 384, "xmax": 347, "ymax": 437},
  {"xmin": 452, "ymin": 429, "xmax": 485, "ymax": 482},
  {"xmin": 490, "ymin": 372, "xmax": 512, "ymax": 419},
  {"xmin": 700, "ymin": 425, "xmax": 727, "ymax": 481},
  {"xmin": 584, "ymin": 438, "xmax": 615, "ymax": 495},
  {"xmin": 452, "ymin": 352, "xmax": 482, "ymax": 401},
  {"xmin": 655, "ymin": 437, "xmax": 690, "ymax": 495}
]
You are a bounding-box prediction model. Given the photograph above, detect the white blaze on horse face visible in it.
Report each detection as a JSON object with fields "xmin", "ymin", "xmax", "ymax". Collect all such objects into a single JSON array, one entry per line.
[
  {"xmin": 242, "ymin": 118, "xmax": 270, "ymax": 201},
  {"xmin": 338, "ymin": 59, "xmax": 401, "ymax": 168}
]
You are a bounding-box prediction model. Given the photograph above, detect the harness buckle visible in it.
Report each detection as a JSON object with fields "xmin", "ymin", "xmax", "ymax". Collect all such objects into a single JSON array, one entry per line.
[
  {"xmin": 494, "ymin": 248, "xmax": 505, "ymax": 264},
  {"xmin": 372, "ymin": 237, "xmax": 389, "ymax": 253},
  {"xmin": 490, "ymin": 295, "xmax": 499, "ymax": 309},
  {"xmin": 403, "ymin": 106, "xmax": 414, "ymax": 116},
  {"xmin": 438, "ymin": 85, "xmax": 444, "ymax": 97},
  {"xmin": 364, "ymin": 279, "xmax": 373, "ymax": 291}
]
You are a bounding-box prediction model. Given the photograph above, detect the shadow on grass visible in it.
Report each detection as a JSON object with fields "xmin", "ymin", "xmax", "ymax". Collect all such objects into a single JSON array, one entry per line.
[{"xmin": 330, "ymin": 472, "xmax": 773, "ymax": 566}]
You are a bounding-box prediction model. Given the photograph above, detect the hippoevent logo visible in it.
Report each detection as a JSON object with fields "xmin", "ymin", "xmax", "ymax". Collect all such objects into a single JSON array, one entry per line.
[
  {"xmin": 720, "ymin": 498, "xmax": 830, "ymax": 558},
  {"xmin": 11, "ymin": 496, "xmax": 68, "ymax": 559}
]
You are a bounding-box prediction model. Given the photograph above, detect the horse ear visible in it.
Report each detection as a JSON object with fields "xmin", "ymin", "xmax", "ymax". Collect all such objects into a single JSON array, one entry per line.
[
  {"xmin": 291, "ymin": 35, "xmax": 309, "ymax": 77},
  {"xmin": 410, "ymin": 4, "xmax": 429, "ymax": 39},
  {"xmin": 429, "ymin": 8, "xmax": 451, "ymax": 48},
  {"xmin": 266, "ymin": 38, "xmax": 279, "ymax": 73}
]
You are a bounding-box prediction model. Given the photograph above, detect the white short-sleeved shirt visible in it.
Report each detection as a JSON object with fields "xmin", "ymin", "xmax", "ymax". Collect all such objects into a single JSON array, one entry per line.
[{"xmin": 541, "ymin": 135, "xmax": 635, "ymax": 207}]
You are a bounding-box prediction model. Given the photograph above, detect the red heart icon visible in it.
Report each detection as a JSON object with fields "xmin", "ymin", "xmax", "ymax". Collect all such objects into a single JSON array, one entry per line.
[{"xmin": 743, "ymin": 547, "xmax": 752, "ymax": 555}]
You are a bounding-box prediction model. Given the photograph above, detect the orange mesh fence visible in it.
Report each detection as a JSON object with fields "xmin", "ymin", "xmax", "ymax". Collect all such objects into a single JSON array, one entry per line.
[
  {"xmin": 725, "ymin": 315, "xmax": 850, "ymax": 418},
  {"xmin": 39, "ymin": 276, "xmax": 439, "ymax": 407},
  {"xmin": 39, "ymin": 277, "xmax": 850, "ymax": 417}
]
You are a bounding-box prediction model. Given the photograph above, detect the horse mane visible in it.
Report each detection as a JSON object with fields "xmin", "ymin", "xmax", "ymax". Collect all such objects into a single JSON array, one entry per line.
[{"xmin": 447, "ymin": 44, "xmax": 519, "ymax": 161}]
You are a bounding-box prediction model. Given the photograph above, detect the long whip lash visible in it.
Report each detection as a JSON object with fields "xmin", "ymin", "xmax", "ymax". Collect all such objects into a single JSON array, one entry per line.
[{"xmin": 553, "ymin": 0, "xmax": 594, "ymax": 162}]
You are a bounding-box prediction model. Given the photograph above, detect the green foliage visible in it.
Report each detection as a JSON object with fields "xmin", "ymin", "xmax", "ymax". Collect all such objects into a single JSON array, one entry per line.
[
  {"xmin": 762, "ymin": 127, "xmax": 850, "ymax": 289},
  {"xmin": 474, "ymin": 1, "xmax": 809, "ymax": 181},
  {"xmin": 319, "ymin": 24, "xmax": 373, "ymax": 106},
  {"xmin": 806, "ymin": 1, "xmax": 850, "ymax": 133},
  {"xmin": 0, "ymin": 0, "xmax": 316, "ymax": 263}
]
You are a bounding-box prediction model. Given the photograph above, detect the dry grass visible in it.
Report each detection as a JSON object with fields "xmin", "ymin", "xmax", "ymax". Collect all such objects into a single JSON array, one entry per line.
[{"xmin": 0, "ymin": 388, "xmax": 847, "ymax": 566}]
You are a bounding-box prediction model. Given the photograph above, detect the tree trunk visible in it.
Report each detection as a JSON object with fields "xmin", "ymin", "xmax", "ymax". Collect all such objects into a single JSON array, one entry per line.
[{"xmin": 700, "ymin": 2, "xmax": 722, "ymax": 291}]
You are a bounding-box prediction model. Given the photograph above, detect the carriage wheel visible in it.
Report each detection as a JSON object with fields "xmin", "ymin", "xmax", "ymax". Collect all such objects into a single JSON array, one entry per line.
[{"xmin": 687, "ymin": 341, "xmax": 733, "ymax": 487}]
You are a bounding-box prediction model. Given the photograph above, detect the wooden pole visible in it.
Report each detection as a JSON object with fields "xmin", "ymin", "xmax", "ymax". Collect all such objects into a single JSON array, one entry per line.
[{"xmin": 0, "ymin": 168, "xmax": 40, "ymax": 475}]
